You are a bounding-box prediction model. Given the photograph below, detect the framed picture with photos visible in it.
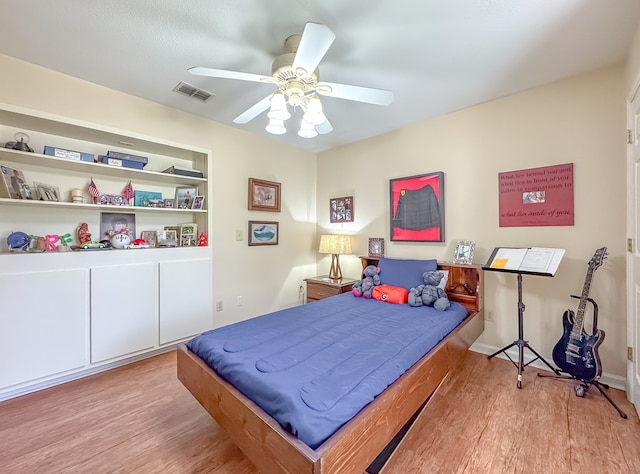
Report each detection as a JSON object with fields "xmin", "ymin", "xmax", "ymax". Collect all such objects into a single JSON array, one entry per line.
[
  {"xmin": 330, "ymin": 196, "xmax": 353, "ymax": 223},
  {"xmin": 0, "ymin": 165, "xmax": 31, "ymax": 199},
  {"xmin": 34, "ymin": 182, "xmax": 60, "ymax": 202},
  {"xmin": 175, "ymin": 186, "xmax": 197, "ymax": 209},
  {"xmin": 141, "ymin": 230, "xmax": 157, "ymax": 248},
  {"xmin": 192, "ymin": 195, "xmax": 205, "ymax": 210}
]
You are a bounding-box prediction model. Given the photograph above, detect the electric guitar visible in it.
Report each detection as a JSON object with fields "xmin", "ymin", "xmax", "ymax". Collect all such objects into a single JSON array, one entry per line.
[{"xmin": 551, "ymin": 247, "xmax": 607, "ymax": 382}]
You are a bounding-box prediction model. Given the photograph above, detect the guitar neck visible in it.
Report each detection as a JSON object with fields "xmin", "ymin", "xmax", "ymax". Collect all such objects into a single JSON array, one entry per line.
[{"xmin": 570, "ymin": 267, "xmax": 594, "ymax": 338}]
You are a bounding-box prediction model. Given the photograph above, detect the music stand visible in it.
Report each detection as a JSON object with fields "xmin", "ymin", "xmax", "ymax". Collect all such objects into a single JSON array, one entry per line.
[{"xmin": 483, "ymin": 247, "xmax": 565, "ymax": 388}]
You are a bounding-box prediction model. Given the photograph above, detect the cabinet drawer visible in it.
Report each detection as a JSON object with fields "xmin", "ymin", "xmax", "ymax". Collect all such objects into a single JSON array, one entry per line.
[{"xmin": 307, "ymin": 283, "xmax": 341, "ymax": 300}]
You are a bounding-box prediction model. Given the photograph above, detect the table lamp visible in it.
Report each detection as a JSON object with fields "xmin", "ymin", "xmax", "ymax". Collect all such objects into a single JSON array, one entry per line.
[{"xmin": 319, "ymin": 234, "xmax": 352, "ymax": 279}]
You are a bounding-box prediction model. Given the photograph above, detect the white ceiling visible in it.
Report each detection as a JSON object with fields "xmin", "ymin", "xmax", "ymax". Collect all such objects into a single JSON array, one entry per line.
[{"xmin": 0, "ymin": 1, "xmax": 639, "ymax": 153}]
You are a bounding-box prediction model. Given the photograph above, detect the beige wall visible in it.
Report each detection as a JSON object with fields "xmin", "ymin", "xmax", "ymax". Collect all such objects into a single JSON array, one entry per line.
[
  {"xmin": 0, "ymin": 53, "xmax": 318, "ymax": 327},
  {"xmin": 627, "ymin": 23, "xmax": 640, "ymax": 89},
  {"xmin": 0, "ymin": 53, "xmax": 629, "ymax": 379},
  {"xmin": 318, "ymin": 65, "xmax": 628, "ymax": 379}
]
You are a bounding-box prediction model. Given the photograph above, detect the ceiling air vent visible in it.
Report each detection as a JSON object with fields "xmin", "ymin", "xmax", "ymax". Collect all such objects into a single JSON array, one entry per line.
[{"xmin": 172, "ymin": 82, "xmax": 214, "ymax": 103}]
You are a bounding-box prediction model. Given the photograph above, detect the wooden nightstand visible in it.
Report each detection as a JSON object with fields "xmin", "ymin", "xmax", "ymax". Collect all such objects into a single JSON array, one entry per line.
[{"xmin": 304, "ymin": 275, "xmax": 358, "ymax": 303}]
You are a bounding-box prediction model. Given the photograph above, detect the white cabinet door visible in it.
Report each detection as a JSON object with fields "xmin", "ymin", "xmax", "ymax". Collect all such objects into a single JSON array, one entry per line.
[
  {"xmin": 0, "ymin": 269, "xmax": 86, "ymax": 389},
  {"xmin": 159, "ymin": 259, "xmax": 212, "ymax": 344},
  {"xmin": 90, "ymin": 263, "xmax": 157, "ymax": 363}
]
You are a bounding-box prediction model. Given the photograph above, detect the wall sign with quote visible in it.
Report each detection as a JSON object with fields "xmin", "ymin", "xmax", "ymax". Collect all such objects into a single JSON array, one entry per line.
[{"xmin": 499, "ymin": 163, "xmax": 574, "ymax": 227}]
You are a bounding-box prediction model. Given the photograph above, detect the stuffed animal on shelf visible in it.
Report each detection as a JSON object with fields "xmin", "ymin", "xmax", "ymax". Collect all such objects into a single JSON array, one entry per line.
[
  {"xmin": 408, "ymin": 271, "xmax": 450, "ymax": 311},
  {"xmin": 77, "ymin": 222, "xmax": 92, "ymax": 244},
  {"xmin": 352, "ymin": 264, "xmax": 381, "ymax": 298}
]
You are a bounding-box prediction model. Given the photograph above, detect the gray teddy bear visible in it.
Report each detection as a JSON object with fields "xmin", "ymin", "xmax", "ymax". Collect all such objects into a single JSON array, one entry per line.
[{"xmin": 407, "ymin": 271, "xmax": 450, "ymax": 311}]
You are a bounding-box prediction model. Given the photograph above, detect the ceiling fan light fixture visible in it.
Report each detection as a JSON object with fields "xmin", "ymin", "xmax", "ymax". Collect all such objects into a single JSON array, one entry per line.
[
  {"xmin": 303, "ymin": 95, "xmax": 326, "ymax": 125},
  {"xmin": 266, "ymin": 118, "xmax": 287, "ymax": 135},
  {"xmin": 268, "ymin": 92, "xmax": 291, "ymax": 120},
  {"xmin": 298, "ymin": 120, "xmax": 318, "ymax": 138}
]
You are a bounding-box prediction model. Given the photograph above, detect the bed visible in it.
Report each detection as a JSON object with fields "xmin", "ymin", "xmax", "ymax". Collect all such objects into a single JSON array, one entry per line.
[{"xmin": 177, "ymin": 259, "xmax": 484, "ymax": 474}]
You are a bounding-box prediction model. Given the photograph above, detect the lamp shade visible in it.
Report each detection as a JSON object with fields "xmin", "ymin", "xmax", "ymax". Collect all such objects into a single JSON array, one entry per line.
[
  {"xmin": 303, "ymin": 95, "xmax": 326, "ymax": 125},
  {"xmin": 266, "ymin": 118, "xmax": 287, "ymax": 135},
  {"xmin": 298, "ymin": 119, "xmax": 318, "ymax": 138},
  {"xmin": 318, "ymin": 234, "xmax": 352, "ymax": 255},
  {"xmin": 268, "ymin": 92, "xmax": 291, "ymax": 121}
]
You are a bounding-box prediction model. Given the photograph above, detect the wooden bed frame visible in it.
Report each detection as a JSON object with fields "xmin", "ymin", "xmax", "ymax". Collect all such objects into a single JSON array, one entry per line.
[{"xmin": 177, "ymin": 262, "xmax": 484, "ymax": 474}]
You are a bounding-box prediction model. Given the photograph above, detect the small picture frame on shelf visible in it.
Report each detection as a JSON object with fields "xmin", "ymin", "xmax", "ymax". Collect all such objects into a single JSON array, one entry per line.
[
  {"xmin": 368, "ymin": 238, "xmax": 385, "ymax": 257},
  {"xmin": 157, "ymin": 229, "xmax": 178, "ymax": 247},
  {"xmin": 330, "ymin": 196, "xmax": 353, "ymax": 223},
  {"xmin": 453, "ymin": 240, "xmax": 475, "ymax": 265},
  {"xmin": 34, "ymin": 182, "xmax": 60, "ymax": 202},
  {"xmin": 192, "ymin": 195, "xmax": 205, "ymax": 210},
  {"xmin": 0, "ymin": 165, "xmax": 31, "ymax": 199},
  {"xmin": 134, "ymin": 190, "xmax": 162, "ymax": 207},
  {"xmin": 163, "ymin": 198, "xmax": 175, "ymax": 208},
  {"xmin": 248, "ymin": 178, "xmax": 281, "ymax": 212},
  {"xmin": 100, "ymin": 212, "xmax": 136, "ymax": 243},
  {"xmin": 97, "ymin": 193, "xmax": 128, "ymax": 206},
  {"xmin": 141, "ymin": 230, "xmax": 157, "ymax": 248},
  {"xmin": 179, "ymin": 223, "xmax": 198, "ymax": 247},
  {"xmin": 175, "ymin": 186, "xmax": 197, "ymax": 209}
]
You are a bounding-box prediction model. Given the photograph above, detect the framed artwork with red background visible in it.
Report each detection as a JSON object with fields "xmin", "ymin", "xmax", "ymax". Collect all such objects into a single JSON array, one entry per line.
[{"xmin": 389, "ymin": 172, "xmax": 444, "ymax": 242}]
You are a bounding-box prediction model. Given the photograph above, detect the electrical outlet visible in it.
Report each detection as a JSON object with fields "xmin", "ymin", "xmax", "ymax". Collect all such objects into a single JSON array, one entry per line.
[
  {"xmin": 236, "ymin": 296, "xmax": 243, "ymax": 306},
  {"xmin": 216, "ymin": 300, "xmax": 223, "ymax": 311},
  {"xmin": 485, "ymin": 310, "xmax": 494, "ymax": 322}
]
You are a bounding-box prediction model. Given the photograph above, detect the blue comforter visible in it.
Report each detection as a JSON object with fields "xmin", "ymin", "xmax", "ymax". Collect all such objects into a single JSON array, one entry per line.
[{"xmin": 187, "ymin": 293, "xmax": 468, "ymax": 448}]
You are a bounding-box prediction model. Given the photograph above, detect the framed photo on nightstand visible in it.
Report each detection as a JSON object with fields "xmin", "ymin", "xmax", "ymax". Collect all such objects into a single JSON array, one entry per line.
[{"xmin": 368, "ymin": 237, "xmax": 385, "ymax": 257}]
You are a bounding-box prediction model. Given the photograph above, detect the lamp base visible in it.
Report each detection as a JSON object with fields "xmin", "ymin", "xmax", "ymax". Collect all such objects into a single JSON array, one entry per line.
[{"xmin": 329, "ymin": 254, "xmax": 342, "ymax": 280}]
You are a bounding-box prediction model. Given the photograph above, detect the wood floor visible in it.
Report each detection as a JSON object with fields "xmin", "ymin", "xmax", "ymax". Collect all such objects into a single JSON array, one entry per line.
[{"xmin": 1, "ymin": 350, "xmax": 639, "ymax": 474}]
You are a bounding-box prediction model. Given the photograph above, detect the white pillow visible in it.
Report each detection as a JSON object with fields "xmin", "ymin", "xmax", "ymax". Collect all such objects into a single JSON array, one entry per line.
[{"xmin": 437, "ymin": 270, "xmax": 449, "ymax": 290}]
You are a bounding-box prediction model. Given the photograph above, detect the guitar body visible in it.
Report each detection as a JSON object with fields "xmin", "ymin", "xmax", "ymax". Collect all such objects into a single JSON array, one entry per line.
[{"xmin": 552, "ymin": 308, "xmax": 605, "ymax": 382}]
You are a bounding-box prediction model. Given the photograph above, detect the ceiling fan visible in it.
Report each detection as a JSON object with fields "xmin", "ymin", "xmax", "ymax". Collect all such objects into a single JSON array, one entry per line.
[{"xmin": 188, "ymin": 22, "xmax": 394, "ymax": 138}]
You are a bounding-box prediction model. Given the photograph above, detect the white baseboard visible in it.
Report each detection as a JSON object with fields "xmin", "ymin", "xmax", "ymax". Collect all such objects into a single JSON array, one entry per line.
[
  {"xmin": 470, "ymin": 342, "xmax": 626, "ymax": 391},
  {"xmin": 0, "ymin": 345, "xmax": 177, "ymax": 403}
]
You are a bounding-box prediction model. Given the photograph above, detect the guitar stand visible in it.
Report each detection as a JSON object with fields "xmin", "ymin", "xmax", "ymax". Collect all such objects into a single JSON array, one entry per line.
[
  {"xmin": 488, "ymin": 273, "xmax": 560, "ymax": 389},
  {"xmin": 538, "ymin": 296, "xmax": 627, "ymax": 419}
]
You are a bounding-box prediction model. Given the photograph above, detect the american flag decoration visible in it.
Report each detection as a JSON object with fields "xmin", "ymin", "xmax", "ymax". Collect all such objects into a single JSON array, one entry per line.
[
  {"xmin": 87, "ymin": 178, "xmax": 100, "ymax": 204},
  {"xmin": 122, "ymin": 180, "xmax": 134, "ymax": 204}
]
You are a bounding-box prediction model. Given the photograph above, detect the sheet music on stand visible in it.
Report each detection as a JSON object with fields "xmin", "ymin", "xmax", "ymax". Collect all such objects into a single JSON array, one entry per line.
[
  {"xmin": 485, "ymin": 247, "xmax": 565, "ymax": 276},
  {"xmin": 483, "ymin": 246, "xmax": 565, "ymax": 388}
]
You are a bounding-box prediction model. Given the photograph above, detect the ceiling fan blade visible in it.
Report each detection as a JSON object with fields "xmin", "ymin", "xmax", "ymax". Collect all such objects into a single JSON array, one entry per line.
[
  {"xmin": 188, "ymin": 66, "xmax": 274, "ymax": 84},
  {"xmin": 316, "ymin": 118, "xmax": 333, "ymax": 135},
  {"xmin": 316, "ymin": 82, "xmax": 394, "ymax": 106},
  {"xmin": 233, "ymin": 94, "xmax": 273, "ymax": 124},
  {"xmin": 291, "ymin": 23, "xmax": 336, "ymax": 78}
]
